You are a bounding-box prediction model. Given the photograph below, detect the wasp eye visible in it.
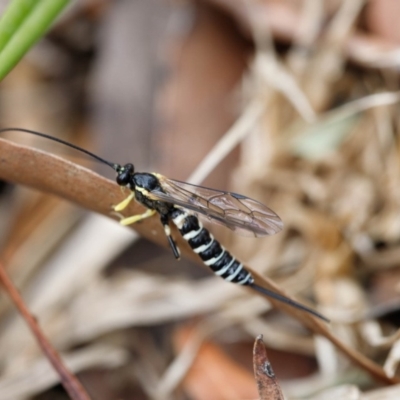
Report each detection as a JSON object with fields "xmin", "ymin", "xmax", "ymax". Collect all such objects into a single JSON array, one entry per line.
[
  {"xmin": 116, "ymin": 163, "xmax": 134, "ymax": 186},
  {"xmin": 116, "ymin": 171, "xmax": 130, "ymax": 186}
]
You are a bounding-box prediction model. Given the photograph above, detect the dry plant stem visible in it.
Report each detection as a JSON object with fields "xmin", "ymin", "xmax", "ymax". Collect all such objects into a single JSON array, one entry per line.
[
  {"xmin": 253, "ymin": 335, "xmax": 284, "ymax": 400},
  {"xmin": 0, "ymin": 139, "xmax": 398, "ymax": 385},
  {"xmin": 0, "ymin": 261, "xmax": 92, "ymax": 400},
  {"xmin": 187, "ymin": 97, "xmax": 265, "ymax": 184},
  {"xmin": 249, "ymin": 270, "xmax": 398, "ymax": 385},
  {"xmin": 0, "ymin": 138, "xmax": 163, "ymax": 242},
  {"xmin": 209, "ymin": 0, "xmax": 400, "ymax": 70}
]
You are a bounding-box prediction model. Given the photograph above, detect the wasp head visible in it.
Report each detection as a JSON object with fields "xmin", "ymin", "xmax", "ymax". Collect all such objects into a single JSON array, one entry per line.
[{"xmin": 115, "ymin": 163, "xmax": 135, "ymax": 187}]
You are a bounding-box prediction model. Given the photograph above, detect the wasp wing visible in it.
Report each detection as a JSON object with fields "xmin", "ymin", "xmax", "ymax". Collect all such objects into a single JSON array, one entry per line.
[{"xmin": 149, "ymin": 176, "xmax": 283, "ymax": 237}]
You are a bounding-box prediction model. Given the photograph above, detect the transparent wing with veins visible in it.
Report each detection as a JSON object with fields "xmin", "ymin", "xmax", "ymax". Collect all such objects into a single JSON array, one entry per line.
[{"xmin": 149, "ymin": 176, "xmax": 283, "ymax": 237}]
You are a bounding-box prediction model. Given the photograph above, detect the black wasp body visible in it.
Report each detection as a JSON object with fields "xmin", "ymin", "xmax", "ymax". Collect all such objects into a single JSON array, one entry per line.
[
  {"xmin": 0, "ymin": 128, "xmax": 328, "ymax": 322},
  {"xmin": 115, "ymin": 163, "xmax": 260, "ymax": 286}
]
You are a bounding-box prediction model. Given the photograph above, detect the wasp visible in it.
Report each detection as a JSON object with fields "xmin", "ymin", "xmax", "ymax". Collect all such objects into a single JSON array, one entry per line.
[{"xmin": 0, "ymin": 128, "xmax": 328, "ymax": 322}]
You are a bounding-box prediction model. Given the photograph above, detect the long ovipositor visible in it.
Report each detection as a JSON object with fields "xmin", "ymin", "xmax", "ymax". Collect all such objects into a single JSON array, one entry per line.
[{"xmin": 169, "ymin": 207, "xmax": 329, "ymax": 321}]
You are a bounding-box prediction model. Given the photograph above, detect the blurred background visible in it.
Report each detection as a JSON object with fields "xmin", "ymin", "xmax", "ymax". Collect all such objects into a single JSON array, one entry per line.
[{"xmin": 1, "ymin": 0, "xmax": 400, "ymax": 398}]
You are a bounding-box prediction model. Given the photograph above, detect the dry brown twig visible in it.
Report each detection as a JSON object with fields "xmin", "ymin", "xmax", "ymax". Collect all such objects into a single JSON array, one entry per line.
[
  {"xmin": 0, "ymin": 260, "xmax": 91, "ymax": 400},
  {"xmin": 0, "ymin": 138, "xmax": 397, "ymax": 385}
]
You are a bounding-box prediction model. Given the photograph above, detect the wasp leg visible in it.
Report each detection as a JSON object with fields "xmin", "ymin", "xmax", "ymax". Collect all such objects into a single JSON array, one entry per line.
[
  {"xmin": 113, "ymin": 192, "xmax": 135, "ymax": 212},
  {"xmin": 160, "ymin": 215, "xmax": 180, "ymax": 260},
  {"xmin": 119, "ymin": 209, "xmax": 156, "ymax": 226}
]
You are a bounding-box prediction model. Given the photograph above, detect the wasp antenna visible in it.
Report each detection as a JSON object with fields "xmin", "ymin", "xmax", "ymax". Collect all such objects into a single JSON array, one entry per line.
[
  {"xmin": 250, "ymin": 283, "xmax": 329, "ymax": 322},
  {"xmin": 0, "ymin": 127, "xmax": 117, "ymax": 170}
]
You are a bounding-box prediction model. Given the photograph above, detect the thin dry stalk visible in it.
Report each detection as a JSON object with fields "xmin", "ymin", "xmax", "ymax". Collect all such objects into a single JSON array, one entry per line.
[
  {"xmin": 187, "ymin": 97, "xmax": 266, "ymax": 184},
  {"xmin": 0, "ymin": 261, "xmax": 91, "ymax": 400},
  {"xmin": 209, "ymin": 0, "xmax": 400, "ymax": 69}
]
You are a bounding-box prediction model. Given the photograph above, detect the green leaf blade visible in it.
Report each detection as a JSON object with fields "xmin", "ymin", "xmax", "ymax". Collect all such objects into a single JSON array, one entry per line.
[{"xmin": 0, "ymin": 0, "xmax": 69, "ymax": 81}]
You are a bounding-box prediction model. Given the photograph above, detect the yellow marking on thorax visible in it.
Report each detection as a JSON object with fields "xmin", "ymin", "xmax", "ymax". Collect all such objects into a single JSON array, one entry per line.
[
  {"xmin": 136, "ymin": 186, "xmax": 159, "ymax": 201},
  {"xmin": 135, "ymin": 186, "xmax": 149, "ymax": 195}
]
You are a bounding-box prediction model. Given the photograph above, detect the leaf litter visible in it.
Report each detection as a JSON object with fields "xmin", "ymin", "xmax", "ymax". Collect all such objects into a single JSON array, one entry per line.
[{"xmin": 1, "ymin": 0, "xmax": 400, "ymax": 399}]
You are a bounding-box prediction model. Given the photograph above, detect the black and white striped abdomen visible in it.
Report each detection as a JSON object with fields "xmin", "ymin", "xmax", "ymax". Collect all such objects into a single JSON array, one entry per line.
[{"xmin": 170, "ymin": 208, "xmax": 253, "ymax": 285}]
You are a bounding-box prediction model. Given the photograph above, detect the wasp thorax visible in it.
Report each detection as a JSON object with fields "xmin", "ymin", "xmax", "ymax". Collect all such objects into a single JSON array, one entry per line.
[{"xmin": 116, "ymin": 163, "xmax": 135, "ymax": 186}]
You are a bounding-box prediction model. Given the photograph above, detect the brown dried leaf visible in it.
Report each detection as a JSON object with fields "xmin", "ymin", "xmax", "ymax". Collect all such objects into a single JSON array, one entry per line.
[
  {"xmin": 253, "ymin": 335, "xmax": 284, "ymax": 400},
  {"xmin": 173, "ymin": 324, "xmax": 258, "ymax": 400}
]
